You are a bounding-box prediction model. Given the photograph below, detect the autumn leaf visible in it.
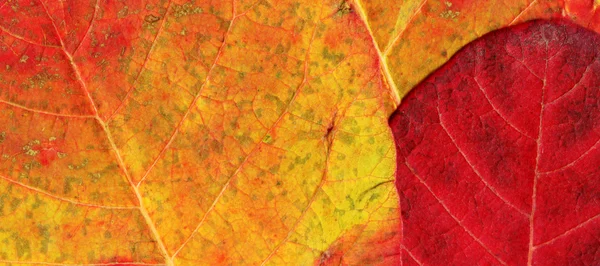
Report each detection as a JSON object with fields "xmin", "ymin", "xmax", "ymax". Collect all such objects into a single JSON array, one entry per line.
[
  {"xmin": 390, "ymin": 19, "xmax": 600, "ymax": 265},
  {"xmin": 0, "ymin": 0, "xmax": 399, "ymax": 265},
  {"xmin": 359, "ymin": 0, "xmax": 600, "ymax": 99},
  {"xmin": 0, "ymin": 0, "xmax": 598, "ymax": 265}
]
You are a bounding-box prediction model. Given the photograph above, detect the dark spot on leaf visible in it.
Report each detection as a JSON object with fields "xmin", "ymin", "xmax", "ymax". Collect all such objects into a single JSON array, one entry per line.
[
  {"xmin": 144, "ymin": 14, "xmax": 161, "ymax": 23},
  {"xmin": 337, "ymin": 1, "xmax": 353, "ymax": 16}
]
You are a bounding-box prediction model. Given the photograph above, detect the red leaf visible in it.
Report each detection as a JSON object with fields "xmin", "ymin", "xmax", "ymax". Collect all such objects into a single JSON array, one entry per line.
[{"xmin": 390, "ymin": 19, "xmax": 600, "ymax": 265}]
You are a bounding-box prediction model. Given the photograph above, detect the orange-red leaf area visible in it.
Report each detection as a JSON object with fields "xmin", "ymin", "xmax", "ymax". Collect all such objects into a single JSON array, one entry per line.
[
  {"xmin": 390, "ymin": 19, "xmax": 600, "ymax": 265},
  {"xmin": 0, "ymin": 0, "xmax": 400, "ymax": 265}
]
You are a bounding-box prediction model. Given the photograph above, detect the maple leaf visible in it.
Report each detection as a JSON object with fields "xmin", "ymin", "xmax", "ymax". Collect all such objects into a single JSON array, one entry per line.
[
  {"xmin": 390, "ymin": 19, "xmax": 600, "ymax": 265},
  {"xmin": 0, "ymin": 0, "xmax": 597, "ymax": 265}
]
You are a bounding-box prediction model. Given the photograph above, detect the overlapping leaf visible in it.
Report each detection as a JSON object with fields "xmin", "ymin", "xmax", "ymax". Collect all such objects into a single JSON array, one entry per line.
[{"xmin": 390, "ymin": 20, "xmax": 600, "ymax": 265}]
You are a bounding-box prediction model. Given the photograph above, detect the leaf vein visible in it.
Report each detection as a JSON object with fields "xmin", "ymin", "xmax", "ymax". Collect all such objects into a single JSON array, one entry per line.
[{"xmin": 405, "ymin": 161, "xmax": 508, "ymax": 265}]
